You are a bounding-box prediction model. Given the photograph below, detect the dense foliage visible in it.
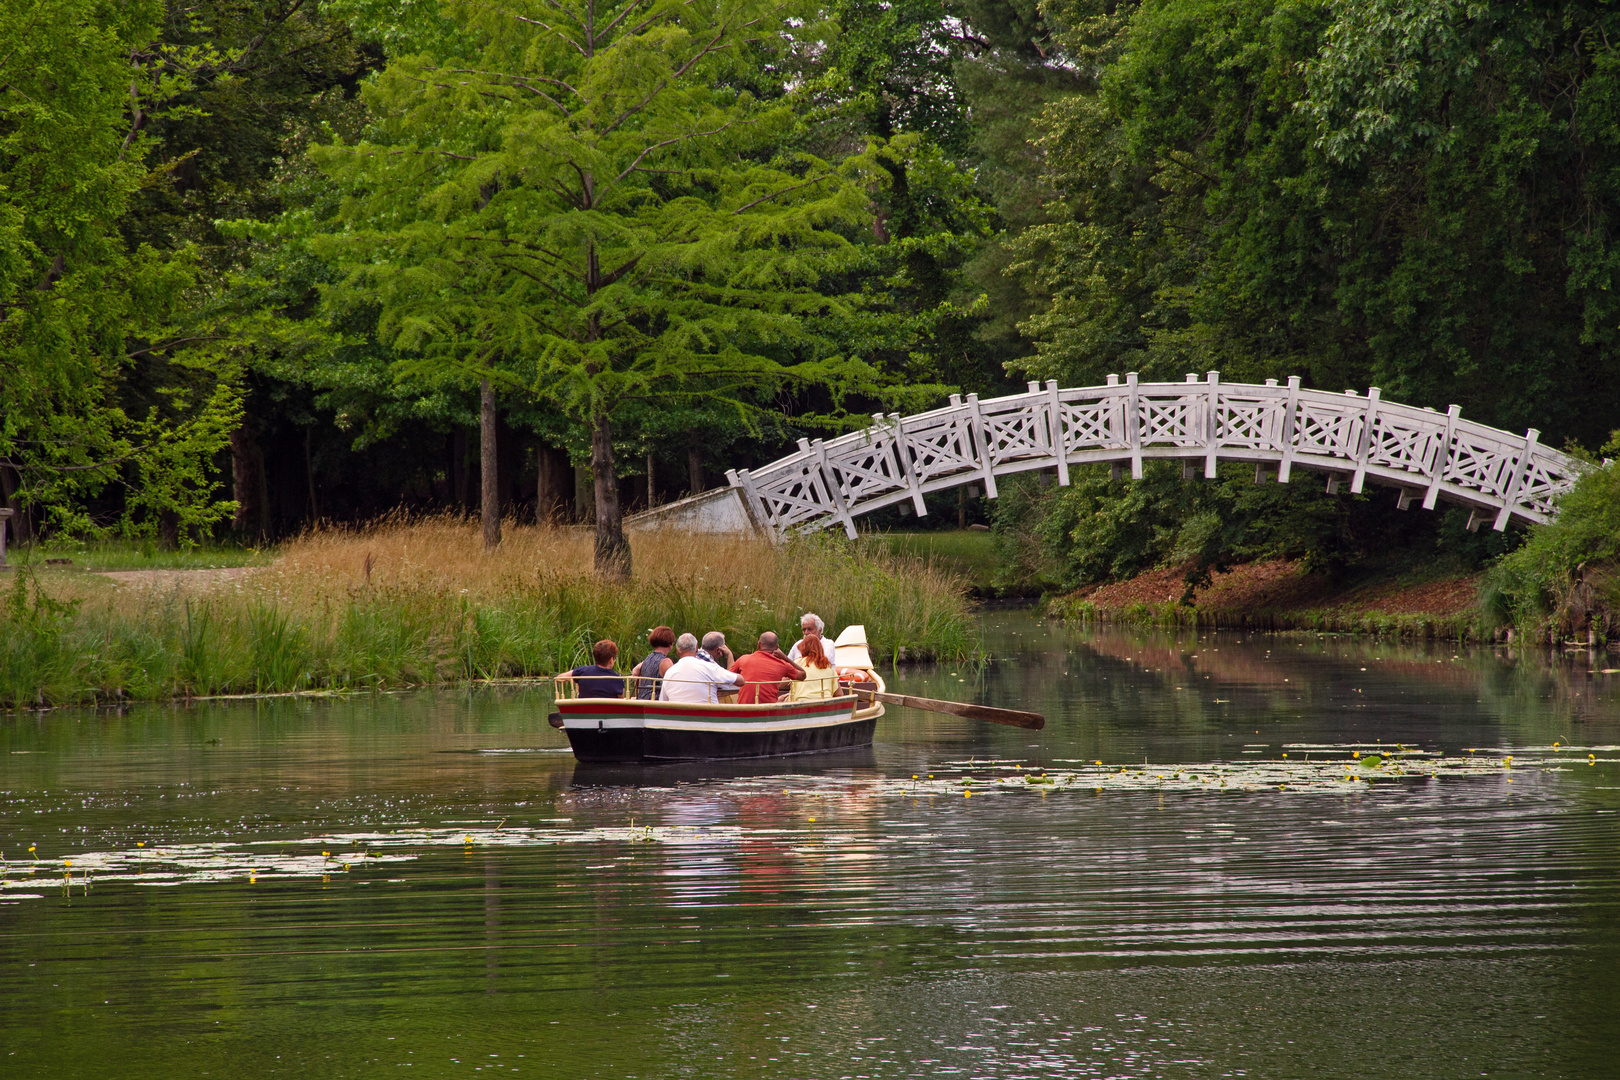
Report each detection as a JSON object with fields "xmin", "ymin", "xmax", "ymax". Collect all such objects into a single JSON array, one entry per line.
[
  {"xmin": 995, "ymin": 0, "xmax": 1620, "ymax": 591},
  {"xmin": 308, "ymin": 0, "xmax": 935, "ymax": 575},
  {"xmin": 0, "ymin": 0, "xmax": 243, "ymax": 542},
  {"xmin": 1485, "ymin": 435, "xmax": 1620, "ymax": 639},
  {"xmin": 5, "ymin": 0, "xmax": 1619, "ymax": 596},
  {"xmin": 1018, "ymin": 0, "xmax": 1620, "ymax": 449}
]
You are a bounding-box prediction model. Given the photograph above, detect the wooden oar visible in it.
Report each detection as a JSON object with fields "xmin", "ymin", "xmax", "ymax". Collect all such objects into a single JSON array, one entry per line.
[{"xmin": 858, "ymin": 688, "xmax": 1045, "ymax": 730}]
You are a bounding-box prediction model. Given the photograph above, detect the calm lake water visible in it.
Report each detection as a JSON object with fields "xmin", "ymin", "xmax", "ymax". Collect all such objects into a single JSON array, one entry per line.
[{"xmin": 3, "ymin": 612, "xmax": 1618, "ymax": 1079}]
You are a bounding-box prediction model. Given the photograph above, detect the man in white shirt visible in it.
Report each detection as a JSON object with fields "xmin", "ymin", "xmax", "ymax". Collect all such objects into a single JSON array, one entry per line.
[
  {"xmin": 786, "ymin": 612, "xmax": 837, "ymax": 666},
  {"xmin": 660, "ymin": 632, "xmax": 744, "ymax": 704}
]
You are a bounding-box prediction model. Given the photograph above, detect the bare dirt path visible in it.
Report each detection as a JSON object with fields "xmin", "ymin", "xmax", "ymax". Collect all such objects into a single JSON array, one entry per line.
[{"xmin": 97, "ymin": 567, "xmax": 257, "ymax": 589}]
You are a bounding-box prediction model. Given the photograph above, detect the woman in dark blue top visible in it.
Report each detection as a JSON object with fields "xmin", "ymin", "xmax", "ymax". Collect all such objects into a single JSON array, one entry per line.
[
  {"xmin": 569, "ymin": 640, "xmax": 625, "ymax": 698},
  {"xmin": 634, "ymin": 625, "xmax": 676, "ymax": 699}
]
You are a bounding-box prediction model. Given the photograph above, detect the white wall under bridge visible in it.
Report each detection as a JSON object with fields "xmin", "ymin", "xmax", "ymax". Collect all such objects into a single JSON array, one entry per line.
[{"xmin": 626, "ymin": 372, "xmax": 1591, "ymax": 539}]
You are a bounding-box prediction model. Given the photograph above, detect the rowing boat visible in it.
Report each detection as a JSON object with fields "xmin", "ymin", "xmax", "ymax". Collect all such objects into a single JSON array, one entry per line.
[{"xmin": 552, "ymin": 626, "xmax": 886, "ymax": 763}]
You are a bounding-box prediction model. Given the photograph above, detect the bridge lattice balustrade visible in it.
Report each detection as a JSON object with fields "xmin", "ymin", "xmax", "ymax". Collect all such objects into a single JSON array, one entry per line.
[{"xmin": 720, "ymin": 373, "xmax": 1588, "ymax": 540}]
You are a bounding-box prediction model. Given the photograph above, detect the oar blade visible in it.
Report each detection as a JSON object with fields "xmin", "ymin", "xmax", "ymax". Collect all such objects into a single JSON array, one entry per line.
[{"xmin": 875, "ymin": 691, "xmax": 1045, "ymax": 730}]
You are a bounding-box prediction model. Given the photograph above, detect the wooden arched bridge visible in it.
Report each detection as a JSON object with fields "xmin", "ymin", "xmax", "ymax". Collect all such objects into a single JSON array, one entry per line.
[{"xmin": 629, "ymin": 372, "xmax": 1588, "ymax": 539}]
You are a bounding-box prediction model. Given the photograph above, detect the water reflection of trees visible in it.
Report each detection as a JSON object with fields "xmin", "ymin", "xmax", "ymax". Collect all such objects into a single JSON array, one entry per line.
[{"xmin": 923, "ymin": 618, "xmax": 1620, "ymax": 755}]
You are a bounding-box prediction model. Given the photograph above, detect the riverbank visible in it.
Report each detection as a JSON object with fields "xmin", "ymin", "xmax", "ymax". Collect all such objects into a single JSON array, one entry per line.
[
  {"xmin": 863, "ymin": 530, "xmax": 1012, "ymax": 597},
  {"xmin": 1, "ymin": 521, "xmax": 978, "ymax": 709},
  {"xmin": 1049, "ymin": 559, "xmax": 1495, "ymax": 639}
]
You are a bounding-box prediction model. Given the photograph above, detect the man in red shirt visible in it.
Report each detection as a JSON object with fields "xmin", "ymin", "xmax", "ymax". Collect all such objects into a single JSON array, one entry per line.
[{"xmin": 729, "ymin": 631, "xmax": 806, "ymax": 704}]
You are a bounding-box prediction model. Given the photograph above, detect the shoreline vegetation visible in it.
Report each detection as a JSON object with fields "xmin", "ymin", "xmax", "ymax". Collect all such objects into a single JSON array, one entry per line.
[
  {"xmin": 1048, "ymin": 560, "xmax": 1494, "ymax": 641},
  {"xmin": 1045, "ymin": 459, "xmax": 1620, "ymax": 646},
  {"xmin": 1, "ymin": 520, "xmax": 979, "ymax": 711}
]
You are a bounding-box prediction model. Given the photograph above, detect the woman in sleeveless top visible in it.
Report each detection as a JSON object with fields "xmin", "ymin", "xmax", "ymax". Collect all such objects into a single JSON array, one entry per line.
[
  {"xmin": 788, "ymin": 634, "xmax": 839, "ymax": 701},
  {"xmin": 635, "ymin": 626, "xmax": 676, "ymax": 700}
]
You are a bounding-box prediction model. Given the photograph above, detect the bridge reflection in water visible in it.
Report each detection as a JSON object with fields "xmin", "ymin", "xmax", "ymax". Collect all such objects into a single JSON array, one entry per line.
[{"xmin": 630, "ymin": 372, "xmax": 1589, "ymax": 539}]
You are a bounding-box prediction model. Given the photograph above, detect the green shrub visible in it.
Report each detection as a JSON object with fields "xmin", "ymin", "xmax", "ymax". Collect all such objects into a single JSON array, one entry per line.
[{"xmin": 1485, "ymin": 445, "xmax": 1620, "ymax": 637}]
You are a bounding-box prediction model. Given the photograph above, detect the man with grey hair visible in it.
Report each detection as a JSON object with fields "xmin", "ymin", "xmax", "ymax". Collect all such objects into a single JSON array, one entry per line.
[
  {"xmin": 787, "ymin": 612, "xmax": 837, "ymax": 667},
  {"xmin": 696, "ymin": 630, "xmax": 733, "ymax": 670},
  {"xmin": 660, "ymin": 631, "xmax": 744, "ymax": 704}
]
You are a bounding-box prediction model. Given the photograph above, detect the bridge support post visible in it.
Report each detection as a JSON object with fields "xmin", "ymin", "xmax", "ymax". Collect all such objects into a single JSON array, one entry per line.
[
  {"xmin": 1422, "ymin": 404, "xmax": 1461, "ymax": 510},
  {"xmin": 1350, "ymin": 387, "xmax": 1382, "ymax": 494},
  {"xmin": 1277, "ymin": 375, "xmax": 1301, "ymax": 482},
  {"xmin": 727, "ymin": 468, "xmax": 773, "ymax": 540},
  {"xmin": 812, "ymin": 439, "xmax": 858, "ymax": 540},
  {"xmin": 1493, "ymin": 429, "xmax": 1540, "ymax": 531},
  {"xmin": 966, "ymin": 394, "xmax": 998, "ymax": 499},
  {"xmin": 890, "ymin": 414, "xmax": 928, "ymax": 518},
  {"xmin": 1126, "ymin": 372, "xmax": 1143, "ymax": 480},
  {"xmin": 1045, "ymin": 380, "xmax": 1070, "ymax": 486},
  {"xmin": 1203, "ymin": 371, "xmax": 1220, "ymax": 478}
]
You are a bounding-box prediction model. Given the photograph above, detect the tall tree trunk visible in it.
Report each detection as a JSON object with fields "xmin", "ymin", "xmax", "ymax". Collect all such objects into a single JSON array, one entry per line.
[
  {"xmin": 499, "ymin": 413, "xmax": 522, "ymax": 517},
  {"xmin": 480, "ymin": 378, "xmax": 501, "ymax": 549},
  {"xmin": 230, "ymin": 427, "xmax": 268, "ymax": 541},
  {"xmin": 687, "ymin": 446, "xmax": 705, "ymax": 496},
  {"xmin": 536, "ymin": 443, "xmax": 571, "ymax": 524},
  {"xmin": 646, "ymin": 452, "xmax": 657, "ymax": 508},
  {"xmin": 304, "ymin": 427, "xmax": 320, "ymax": 523},
  {"xmin": 451, "ymin": 428, "xmax": 472, "ymax": 510},
  {"xmin": 578, "ymin": 218, "xmax": 628, "ymax": 575},
  {"xmin": 574, "ymin": 463, "xmax": 593, "ymax": 522},
  {"xmin": 0, "ymin": 462, "xmax": 32, "ymax": 544},
  {"xmin": 591, "ymin": 415, "xmax": 631, "ymax": 579},
  {"xmin": 158, "ymin": 509, "xmax": 180, "ymax": 550}
]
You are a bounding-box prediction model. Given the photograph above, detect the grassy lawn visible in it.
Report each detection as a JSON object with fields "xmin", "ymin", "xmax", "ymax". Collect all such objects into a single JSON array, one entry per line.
[
  {"xmin": 863, "ymin": 530, "xmax": 1001, "ymax": 592},
  {"xmin": 9, "ymin": 538, "xmax": 273, "ymax": 571}
]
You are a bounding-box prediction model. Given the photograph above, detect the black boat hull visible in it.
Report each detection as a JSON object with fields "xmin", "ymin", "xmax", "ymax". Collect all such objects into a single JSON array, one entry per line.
[
  {"xmin": 565, "ymin": 715, "xmax": 877, "ymax": 762},
  {"xmin": 557, "ymin": 695, "xmax": 881, "ymax": 763}
]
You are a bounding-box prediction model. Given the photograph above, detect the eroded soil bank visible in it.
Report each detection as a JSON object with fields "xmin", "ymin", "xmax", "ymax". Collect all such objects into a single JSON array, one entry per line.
[{"xmin": 1050, "ymin": 559, "xmax": 1512, "ymax": 639}]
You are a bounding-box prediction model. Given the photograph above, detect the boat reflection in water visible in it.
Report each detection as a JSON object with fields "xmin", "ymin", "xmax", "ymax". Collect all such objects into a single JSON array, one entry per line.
[{"xmin": 567, "ymin": 745, "xmax": 879, "ymax": 787}]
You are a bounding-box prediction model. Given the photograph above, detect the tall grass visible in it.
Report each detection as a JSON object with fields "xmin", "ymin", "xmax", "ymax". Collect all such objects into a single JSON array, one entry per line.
[{"xmin": 2, "ymin": 518, "xmax": 978, "ymax": 708}]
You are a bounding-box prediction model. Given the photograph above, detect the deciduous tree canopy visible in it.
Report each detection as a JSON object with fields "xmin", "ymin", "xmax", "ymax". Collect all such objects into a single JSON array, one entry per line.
[{"xmin": 5, "ymin": 0, "xmax": 1617, "ymax": 589}]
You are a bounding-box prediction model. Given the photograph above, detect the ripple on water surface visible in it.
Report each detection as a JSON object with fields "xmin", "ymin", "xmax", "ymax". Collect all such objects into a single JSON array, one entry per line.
[{"xmin": 2, "ymin": 618, "xmax": 1619, "ymax": 1078}]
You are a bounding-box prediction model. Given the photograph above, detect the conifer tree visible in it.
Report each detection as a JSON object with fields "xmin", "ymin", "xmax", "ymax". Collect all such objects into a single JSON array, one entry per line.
[{"xmin": 313, "ymin": 0, "xmax": 891, "ymax": 577}]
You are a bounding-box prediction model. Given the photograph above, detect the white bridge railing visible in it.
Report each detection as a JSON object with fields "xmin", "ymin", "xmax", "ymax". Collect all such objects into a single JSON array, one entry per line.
[{"xmin": 704, "ymin": 372, "xmax": 1587, "ymax": 540}]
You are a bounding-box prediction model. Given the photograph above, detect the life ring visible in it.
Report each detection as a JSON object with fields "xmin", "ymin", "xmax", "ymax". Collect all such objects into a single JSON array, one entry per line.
[{"xmin": 838, "ymin": 667, "xmax": 875, "ymax": 684}]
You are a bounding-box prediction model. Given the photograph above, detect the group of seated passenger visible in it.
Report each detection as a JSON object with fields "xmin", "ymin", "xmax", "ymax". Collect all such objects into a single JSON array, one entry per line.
[{"xmin": 561, "ymin": 613, "xmax": 847, "ymax": 704}]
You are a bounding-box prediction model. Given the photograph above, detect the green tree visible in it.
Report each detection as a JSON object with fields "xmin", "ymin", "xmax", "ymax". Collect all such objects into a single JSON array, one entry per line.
[
  {"xmin": 1485, "ymin": 432, "xmax": 1620, "ymax": 636},
  {"xmin": 1013, "ymin": 0, "xmax": 1620, "ymax": 446},
  {"xmin": 0, "ymin": 0, "xmax": 241, "ymax": 544},
  {"xmin": 312, "ymin": 0, "xmax": 904, "ymax": 576},
  {"xmin": 973, "ymin": 0, "xmax": 1620, "ymax": 597}
]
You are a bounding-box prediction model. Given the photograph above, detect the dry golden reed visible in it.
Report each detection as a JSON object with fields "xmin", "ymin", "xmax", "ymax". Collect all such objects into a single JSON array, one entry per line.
[{"xmin": 4, "ymin": 517, "xmax": 978, "ymax": 707}]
